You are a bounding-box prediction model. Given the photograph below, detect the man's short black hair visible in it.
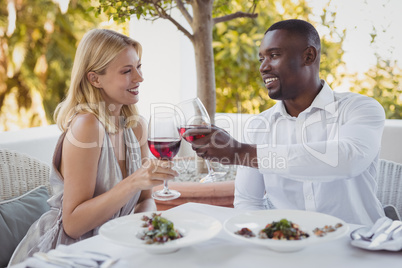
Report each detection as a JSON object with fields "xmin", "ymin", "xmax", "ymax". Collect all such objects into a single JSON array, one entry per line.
[{"xmin": 265, "ymin": 19, "xmax": 321, "ymax": 51}]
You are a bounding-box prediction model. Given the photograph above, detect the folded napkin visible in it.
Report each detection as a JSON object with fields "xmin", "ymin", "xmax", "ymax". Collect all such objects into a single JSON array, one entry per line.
[
  {"xmin": 24, "ymin": 245, "xmax": 114, "ymax": 268},
  {"xmin": 351, "ymin": 217, "xmax": 402, "ymax": 251}
]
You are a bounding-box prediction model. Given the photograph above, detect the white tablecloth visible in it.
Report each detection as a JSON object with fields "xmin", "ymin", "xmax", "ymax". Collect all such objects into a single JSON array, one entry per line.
[{"xmin": 12, "ymin": 203, "xmax": 402, "ymax": 268}]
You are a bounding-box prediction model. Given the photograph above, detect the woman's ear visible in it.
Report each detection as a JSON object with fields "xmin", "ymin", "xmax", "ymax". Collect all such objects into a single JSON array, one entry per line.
[
  {"xmin": 303, "ymin": 46, "xmax": 318, "ymax": 66},
  {"xmin": 87, "ymin": 72, "xmax": 102, "ymax": 88}
]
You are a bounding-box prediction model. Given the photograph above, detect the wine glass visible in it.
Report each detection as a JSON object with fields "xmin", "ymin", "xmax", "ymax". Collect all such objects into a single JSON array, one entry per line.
[
  {"xmin": 148, "ymin": 108, "xmax": 181, "ymax": 201},
  {"xmin": 177, "ymin": 97, "xmax": 226, "ymax": 183}
]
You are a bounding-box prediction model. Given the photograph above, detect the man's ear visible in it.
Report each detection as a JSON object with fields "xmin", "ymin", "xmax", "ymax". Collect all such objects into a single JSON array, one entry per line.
[
  {"xmin": 87, "ymin": 72, "xmax": 102, "ymax": 88},
  {"xmin": 304, "ymin": 46, "xmax": 318, "ymax": 66}
]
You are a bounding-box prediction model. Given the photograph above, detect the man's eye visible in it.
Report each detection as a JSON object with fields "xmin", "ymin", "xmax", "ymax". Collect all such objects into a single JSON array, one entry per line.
[
  {"xmin": 271, "ymin": 53, "xmax": 279, "ymax": 58},
  {"xmin": 258, "ymin": 58, "xmax": 264, "ymax": 63},
  {"xmin": 123, "ymin": 69, "xmax": 131, "ymax": 74}
]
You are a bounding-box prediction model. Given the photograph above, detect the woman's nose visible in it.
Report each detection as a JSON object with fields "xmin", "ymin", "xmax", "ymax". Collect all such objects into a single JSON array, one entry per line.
[{"xmin": 133, "ymin": 69, "xmax": 144, "ymax": 83}]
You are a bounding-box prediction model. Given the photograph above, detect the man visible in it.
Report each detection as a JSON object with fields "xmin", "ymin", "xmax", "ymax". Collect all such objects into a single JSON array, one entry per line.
[{"xmin": 186, "ymin": 19, "xmax": 385, "ymax": 225}]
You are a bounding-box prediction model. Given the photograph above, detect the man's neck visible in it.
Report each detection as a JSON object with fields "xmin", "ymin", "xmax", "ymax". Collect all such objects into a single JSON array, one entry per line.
[{"xmin": 283, "ymin": 79, "xmax": 323, "ymax": 117}]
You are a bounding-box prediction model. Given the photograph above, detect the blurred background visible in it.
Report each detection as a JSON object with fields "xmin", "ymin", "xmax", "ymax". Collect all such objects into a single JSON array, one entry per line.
[{"xmin": 0, "ymin": 0, "xmax": 401, "ymax": 131}]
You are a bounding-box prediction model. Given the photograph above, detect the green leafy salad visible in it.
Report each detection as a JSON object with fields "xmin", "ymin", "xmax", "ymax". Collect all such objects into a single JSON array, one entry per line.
[
  {"xmin": 140, "ymin": 213, "xmax": 183, "ymax": 244},
  {"xmin": 259, "ymin": 219, "xmax": 309, "ymax": 240},
  {"xmin": 235, "ymin": 218, "xmax": 310, "ymax": 240}
]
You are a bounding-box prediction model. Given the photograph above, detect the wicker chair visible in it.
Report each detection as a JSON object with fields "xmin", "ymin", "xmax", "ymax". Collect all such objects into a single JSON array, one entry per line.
[
  {"xmin": 0, "ymin": 149, "xmax": 52, "ymax": 201},
  {"xmin": 376, "ymin": 159, "xmax": 402, "ymax": 220}
]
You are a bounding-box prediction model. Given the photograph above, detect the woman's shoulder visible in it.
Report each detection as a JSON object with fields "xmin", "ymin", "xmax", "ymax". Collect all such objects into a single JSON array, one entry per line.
[
  {"xmin": 131, "ymin": 115, "xmax": 147, "ymax": 144},
  {"xmin": 67, "ymin": 113, "xmax": 105, "ymax": 144}
]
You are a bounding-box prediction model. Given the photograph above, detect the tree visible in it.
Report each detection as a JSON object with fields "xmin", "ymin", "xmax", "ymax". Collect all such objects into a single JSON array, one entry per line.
[
  {"xmin": 350, "ymin": 55, "xmax": 402, "ymax": 119},
  {"xmin": 213, "ymin": 0, "xmax": 347, "ymax": 114},
  {"xmin": 94, "ymin": 0, "xmax": 258, "ymax": 123},
  {"xmin": 0, "ymin": 0, "xmax": 102, "ymax": 130}
]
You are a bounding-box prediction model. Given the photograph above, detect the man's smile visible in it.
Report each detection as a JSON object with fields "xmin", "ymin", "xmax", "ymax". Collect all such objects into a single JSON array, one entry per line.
[{"xmin": 264, "ymin": 77, "xmax": 278, "ymax": 86}]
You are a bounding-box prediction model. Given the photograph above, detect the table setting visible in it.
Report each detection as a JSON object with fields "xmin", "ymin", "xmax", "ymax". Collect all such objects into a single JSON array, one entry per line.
[
  {"xmin": 350, "ymin": 216, "xmax": 402, "ymax": 251},
  {"xmin": 10, "ymin": 99, "xmax": 401, "ymax": 267},
  {"xmin": 12, "ymin": 202, "xmax": 402, "ymax": 268}
]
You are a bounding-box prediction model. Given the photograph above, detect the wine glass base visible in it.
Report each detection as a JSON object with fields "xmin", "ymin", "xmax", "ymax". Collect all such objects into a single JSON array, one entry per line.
[
  {"xmin": 199, "ymin": 171, "xmax": 227, "ymax": 183},
  {"xmin": 152, "ymin": 189, "xmax": 181, "ymax": 201}
]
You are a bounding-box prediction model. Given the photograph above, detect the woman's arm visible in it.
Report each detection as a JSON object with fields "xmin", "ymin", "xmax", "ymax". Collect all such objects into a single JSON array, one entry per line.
[{"xmin": 61, "ymin": 114, "xmax": 175, "ymax": 239}]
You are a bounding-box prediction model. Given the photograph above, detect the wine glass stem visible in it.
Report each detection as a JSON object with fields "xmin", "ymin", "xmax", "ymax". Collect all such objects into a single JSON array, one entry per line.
[
  {"xmin": 205, "ymin": 160, "xmax": 215, "ymax": 174},
  {"xmin": 162, "ymin": 180, "xmax": 170, "ymax": 194}
]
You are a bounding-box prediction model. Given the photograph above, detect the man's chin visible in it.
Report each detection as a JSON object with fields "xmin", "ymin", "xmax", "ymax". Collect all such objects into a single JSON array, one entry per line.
[{"xmin": 267, "ymin": 88, "xmax": 281, "ymax": 100}]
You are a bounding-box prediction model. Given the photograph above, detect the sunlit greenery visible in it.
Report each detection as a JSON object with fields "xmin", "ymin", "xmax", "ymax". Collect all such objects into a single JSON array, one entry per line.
[
  {"xmin": 350, "ymin": 56, "xmax": 402, "ymax": 119},
  {"xmin": 213, "ymin": 0, "xmax": 348, "ymax": 114},
  {"xmin": 0, "ymin": 0, "xmax": 127, "ymax": 131},
  {"xmin": 93, "ymin": 0, "xmax": 259, "ymax": 124},
  {"xmin": 0, "ymin": 0, "xmax": 400, "ymax": 131}
]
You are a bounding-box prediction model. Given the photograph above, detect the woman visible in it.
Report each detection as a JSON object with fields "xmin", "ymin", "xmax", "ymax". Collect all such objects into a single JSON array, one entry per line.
[{"xmin": 9, "ymin": 29, "xmax": 177, "ymax": 265}]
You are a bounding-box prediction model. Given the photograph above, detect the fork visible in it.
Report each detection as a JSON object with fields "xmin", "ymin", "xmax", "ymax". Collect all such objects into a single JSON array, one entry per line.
[
  {"xmin": 360, "ymin": 217, "xmax": 392, "ymax": 241},
  {"xmin": 368, "ymin": 220, "xmax": 402, "ymax": 248}
]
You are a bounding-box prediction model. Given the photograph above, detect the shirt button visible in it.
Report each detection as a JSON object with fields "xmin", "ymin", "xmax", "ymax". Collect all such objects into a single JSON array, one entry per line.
[{"xmin": 306, "ymin": 195, "xmax": 313, "ymax": 200}]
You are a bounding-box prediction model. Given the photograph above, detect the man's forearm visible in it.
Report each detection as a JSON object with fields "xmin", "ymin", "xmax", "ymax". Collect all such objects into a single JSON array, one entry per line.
[{"xmin": 233, "ymin": 143, "xmax": 259, "ymax": 168}]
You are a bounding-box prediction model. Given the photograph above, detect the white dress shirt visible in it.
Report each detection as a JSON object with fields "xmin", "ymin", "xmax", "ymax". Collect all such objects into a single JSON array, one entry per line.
[{"xmin": 234, "ymin": 81, "xmax": 386, "ymax": 225}]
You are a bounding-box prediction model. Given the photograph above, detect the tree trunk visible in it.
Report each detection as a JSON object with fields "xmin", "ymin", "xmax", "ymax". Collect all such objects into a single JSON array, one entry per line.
[
  {"xmin": 191, "ymin": 0, "xmax": 216, "ymax": 124},
  {"xmin": 191, "ymin": 0, "xmax": 216, "ymax": 174}
]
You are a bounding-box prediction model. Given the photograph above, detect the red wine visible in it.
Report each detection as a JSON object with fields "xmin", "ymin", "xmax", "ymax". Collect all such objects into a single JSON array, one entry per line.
[
  {"xmin": 179, "ymin": 126, "xmax": 208, "ymax": 142},
  {"xmin": 148, "ymin": 138, "xmax": 181, "ymax": 160}
]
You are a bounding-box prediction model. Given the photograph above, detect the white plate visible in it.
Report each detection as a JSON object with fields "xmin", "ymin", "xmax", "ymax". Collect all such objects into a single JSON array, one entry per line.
[
  {"xmin": 223, "ymin": 210, "xmax": 349, "ymax": 252},
  {"xmin": 99, "ymin": 211, "xmax": 222, "ymax": 254}
]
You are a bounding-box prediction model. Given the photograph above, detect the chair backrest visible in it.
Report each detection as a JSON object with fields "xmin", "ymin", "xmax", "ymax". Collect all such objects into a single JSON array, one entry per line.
[
  {"xmin": 376, "ymin": 159, "xmax": 402, "ymax": 219},
  {"xmin": 0, "ymin": 149, "xmax": 52, "ymax": 201}
]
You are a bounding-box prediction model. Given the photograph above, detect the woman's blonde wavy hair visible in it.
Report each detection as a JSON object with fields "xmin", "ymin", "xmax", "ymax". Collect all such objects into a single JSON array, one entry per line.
[{"xmin": 54, "ymin": 28, "xmax": 142, "ymax": 134}]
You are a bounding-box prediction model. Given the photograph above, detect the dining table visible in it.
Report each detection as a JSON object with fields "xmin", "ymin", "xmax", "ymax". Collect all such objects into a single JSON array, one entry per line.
[{"xmin": 11, "ymin": 202, "xmax": 402, "ymax": 268}]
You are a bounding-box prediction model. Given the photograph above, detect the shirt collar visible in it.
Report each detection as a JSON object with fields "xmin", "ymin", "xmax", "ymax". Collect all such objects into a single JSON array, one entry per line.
[
  {"xmin": 270, "ymin": 80, "xmax": 336, "ymax": 119},
  {"xmin": 271, "ymin": 101, "xmax": 289, "ymax": 119},
  {"xmin": 307, "ymin": 80, "xmax": 335, "ymax": 113}
]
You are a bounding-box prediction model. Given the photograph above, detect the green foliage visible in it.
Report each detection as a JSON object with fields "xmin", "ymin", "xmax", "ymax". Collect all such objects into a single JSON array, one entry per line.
[
  {"xmin": 95, "ymin": 0, "xmax": 178, "ymax": 22},
  {"xmin": 318, "ymin": 2, "xmax": 347, "ymax": 89},
  {"xmin": 213, "ymin": 0, "xmax": 316, "ymax": 114},
  {"xmin": 1, "ymin": 0, "xmax": 400, "ymax": 131},
  {"xmin": 350, "ymin": 56, "xmax": 402, "ymax": 119},
  {"xmin": 0, "ymin": 0, "xmax": 107, "ymax": 130},
  {"xmin": 213, "ymin": 0, "xmax": 400, "ymax": 119}
]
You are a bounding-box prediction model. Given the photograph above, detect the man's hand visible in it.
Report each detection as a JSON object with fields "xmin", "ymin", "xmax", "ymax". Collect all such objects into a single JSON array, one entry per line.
[{"xmin": 183, "ymin": 125, "xmax": 258, "ymax": 167}]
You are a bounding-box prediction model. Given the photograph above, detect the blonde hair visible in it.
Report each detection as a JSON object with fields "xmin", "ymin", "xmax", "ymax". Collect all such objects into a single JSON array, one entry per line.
[{"xmin": 54, "ymin": 28, "xmax": 142, "ymax": 133}]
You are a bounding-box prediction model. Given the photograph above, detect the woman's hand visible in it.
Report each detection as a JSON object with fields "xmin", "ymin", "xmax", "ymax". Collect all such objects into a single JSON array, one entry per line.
[{"xmin": 124, "ymin": 158, "xmax": 178, "ymax": 191}]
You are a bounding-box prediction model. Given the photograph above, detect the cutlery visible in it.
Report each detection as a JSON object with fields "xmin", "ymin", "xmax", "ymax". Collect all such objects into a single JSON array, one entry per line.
[
  {"xmin": 350, "ymin": 217, "xmax": 392, "ymax": 242},
  {"xmin": 368, "ymin": 220, "xmax": 402, "ymax": 248},
  {"xmin": 360, "ymin": 217, "xmax": 392, "ymax": 241},
  {"xmin": 350, "ymin": 226, "xmax": 370, "ymax": 241},
  {"xmin": 391, "ymin": 225, "xmax": 402, "ymax": 239}
]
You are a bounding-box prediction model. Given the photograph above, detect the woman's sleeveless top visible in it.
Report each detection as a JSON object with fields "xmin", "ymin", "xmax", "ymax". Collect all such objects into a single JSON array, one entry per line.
[{"xmin": 9, "ymin": 126, "xmax": 142, "ymax": 265}]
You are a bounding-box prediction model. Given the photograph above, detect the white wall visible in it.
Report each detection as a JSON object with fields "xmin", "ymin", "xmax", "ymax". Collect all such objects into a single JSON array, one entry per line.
[
  {"xmin": 129, "ymin": 14, "xmax": 197, "ymax": 122},
  {"xmin": 1, "ymin": 119, "xmax": 401, "ymax": 166}
]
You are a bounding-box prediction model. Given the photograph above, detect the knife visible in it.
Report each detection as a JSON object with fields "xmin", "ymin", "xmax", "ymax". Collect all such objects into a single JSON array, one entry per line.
[{"xmin": 368, "ymin": 220, "xmax": 402, "ymax": 248}]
